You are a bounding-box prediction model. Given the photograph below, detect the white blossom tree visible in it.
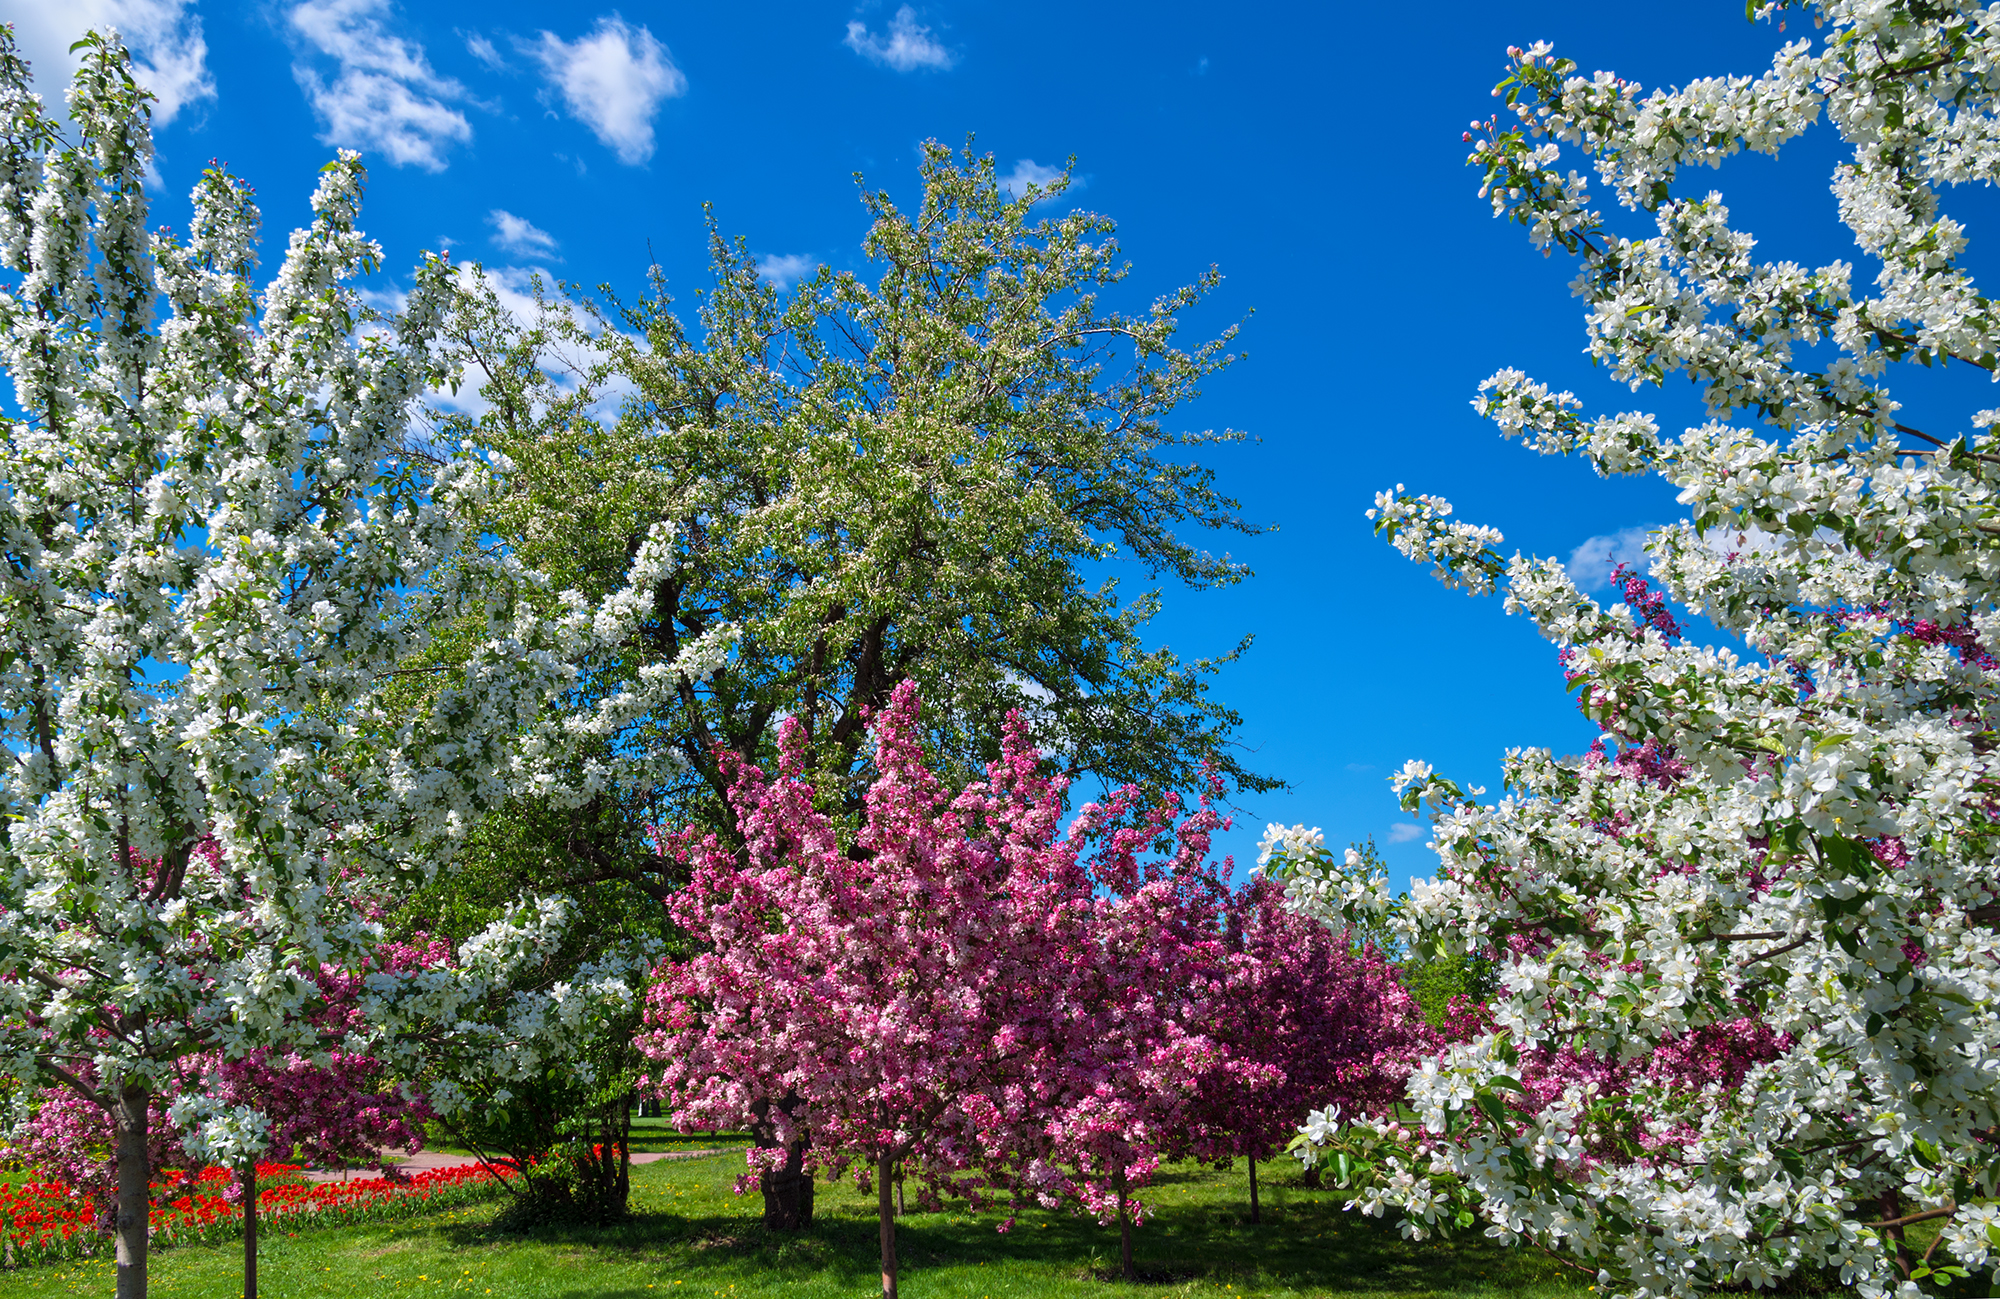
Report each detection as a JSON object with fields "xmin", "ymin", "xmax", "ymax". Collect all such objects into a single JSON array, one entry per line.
[
  {"xmin": 1269, "ymin": 3, "xmax": 2000, "ymax": 1297},
  {"xmin": 0, "ymin": 31, "xmax": 690, "ymax": 1298}
]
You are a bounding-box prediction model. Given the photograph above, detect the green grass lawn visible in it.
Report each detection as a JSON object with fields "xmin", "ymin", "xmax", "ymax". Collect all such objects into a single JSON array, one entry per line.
[
  {"xmin": 417, "ymin": 1119, "xmax": 749, "ymax": 1160},
  {"xmin": 0, "ymin": 1149, "xmax": 1593, "ymax": 1299}
]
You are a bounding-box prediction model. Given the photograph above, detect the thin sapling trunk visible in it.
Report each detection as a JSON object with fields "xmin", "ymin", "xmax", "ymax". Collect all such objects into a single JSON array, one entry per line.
[
  {"xmin": 1248, "ymin": 1153, "xmax": 1260, "ymax": 1224},
  {"xmin": 877, "ymin": 1152, "xmax": 898, "ymax": 1299},
  {"xmin": 242, "ymin": 1162, "xmax": 258, "ymax": 1299}
]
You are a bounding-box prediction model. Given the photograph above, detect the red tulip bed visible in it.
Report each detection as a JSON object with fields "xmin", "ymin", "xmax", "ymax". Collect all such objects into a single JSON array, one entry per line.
[{"xmin": 0, "ymin": 1160, "xmax": 512, "ymax": 1267}]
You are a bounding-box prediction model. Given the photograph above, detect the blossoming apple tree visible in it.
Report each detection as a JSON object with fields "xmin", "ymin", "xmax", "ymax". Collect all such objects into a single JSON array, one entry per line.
[
  {"xmin": 642, "ymin": 683, "xmax": 1430, "ymax": 1290},
  {"xmin": 637, "ymin": 685, "xmax": 1155, "ymax": 1296},
  {"xmin": 0, "ymin": 31, "xmax": 694, "ymax": 1298},
  {"xmin": 1174, "ymin": 877, "xmax": 1429, "ymax": 1223},
  {"xmin": 1266, "ymin": 4, "xmax": 2000, "ymax": 1296}
]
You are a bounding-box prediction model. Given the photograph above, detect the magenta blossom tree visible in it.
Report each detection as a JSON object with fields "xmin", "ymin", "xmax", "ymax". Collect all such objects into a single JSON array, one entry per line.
[
  {"xmin": 640, "ymin": 683, "xmax": 1280, "ymax": 1293},
  {"xmin": 1173, "ymin": 879, "xmax": 1432, "ymax": 1222},
  {"xmin": 641, "ymin": 683, "xmax": 1110, "ymax": 1298}
]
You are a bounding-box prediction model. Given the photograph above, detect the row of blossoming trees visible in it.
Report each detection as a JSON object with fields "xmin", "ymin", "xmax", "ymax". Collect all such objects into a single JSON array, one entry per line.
[
  {"xmin": 0, "ymin": 24, "xmax": 1419, "ymax": 1299},
  {"xmin": 14, "ymin": 3, "xmax": 2000, "ymax": 1299}
]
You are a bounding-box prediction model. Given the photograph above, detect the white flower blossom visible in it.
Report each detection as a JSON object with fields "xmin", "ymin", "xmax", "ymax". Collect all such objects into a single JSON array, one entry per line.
[{"xmin": 1283, "ymin": 6, "xmax": 2000, "ymax": 1294}]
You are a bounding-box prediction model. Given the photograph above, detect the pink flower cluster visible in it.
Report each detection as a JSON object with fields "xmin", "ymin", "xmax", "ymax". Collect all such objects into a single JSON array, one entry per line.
[{"xmin": 636, "ymin": 682, "xmax": 1426, "ymax": 1238}]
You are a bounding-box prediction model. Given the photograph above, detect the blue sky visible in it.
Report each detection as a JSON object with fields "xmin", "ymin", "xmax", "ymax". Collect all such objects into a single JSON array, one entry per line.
[{"xmin": 13, "ymin": 0, "xmax": 1990, "ymax": 889}]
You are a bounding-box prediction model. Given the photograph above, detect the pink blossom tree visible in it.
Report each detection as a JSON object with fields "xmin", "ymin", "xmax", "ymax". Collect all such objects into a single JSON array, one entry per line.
[
  {"xmin": 972, "ymin": 784, "xmax": 1245, "ymax": 1277},
  {"xmin": 639, "ymin": 684, "xmax": 1405, "ymax": 1288},
  {"xmin": 641, "ymin": 683, "xmax": 1114, "ymax": 1298},
  {"xmin": 1172, "ymin": 880, "xmax": 1431, "ymax": 1222}
]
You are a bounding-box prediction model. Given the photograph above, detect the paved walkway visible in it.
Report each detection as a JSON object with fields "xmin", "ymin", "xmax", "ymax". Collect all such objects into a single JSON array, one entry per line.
[{"xmin": 303, "ymin": 1146, "xmax": 742, "ymax": 1183}]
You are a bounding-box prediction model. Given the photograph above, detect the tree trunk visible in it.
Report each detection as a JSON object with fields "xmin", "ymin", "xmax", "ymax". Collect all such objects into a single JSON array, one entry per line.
[
  {"xmin": 750, "ymin": 1094, "xmax": 813, "ymax": 1229},
  {"xmin": 242, "ymin": 1163, "xmax": 258, "ymax": 1299},
  {"xmin": 895, "ymin": 1161, "xmax": 904, "ymax": 1216},
  {"xmin": 1882, "ymin": 1190, "xmax": 1912, "ymax": 1277},
  {"xmin": 1116, "ymin": 1171, "xmax": 1134, "ymax": 1281},
  {"xmin": 877, "ymin": 1152, "xmax": 898, "ymax": 1299},
  {"xmin": 112, "ymin": 1084, "xmax": 148, "ymax": 1299},
  {"xmin": 615, "ymin": 1097, "xmax": 631, "ymax": 1211},
  {"xmin": 1248, "ymin": 1154, "xmax": 1260, "ymax": 1225}
]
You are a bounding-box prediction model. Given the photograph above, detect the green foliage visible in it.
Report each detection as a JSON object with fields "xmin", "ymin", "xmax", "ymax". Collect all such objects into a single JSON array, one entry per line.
[
  {"xmin": 431, "ymin": 139, "xmax": 1274, "ymax": 853},
  {"xmin": 1399, "ymin": 953, "xmax": 1497, "ymax": 1030},
  {"xmin": 392, "ymin": 800, "xmax": 673, "ymax": 1224}
]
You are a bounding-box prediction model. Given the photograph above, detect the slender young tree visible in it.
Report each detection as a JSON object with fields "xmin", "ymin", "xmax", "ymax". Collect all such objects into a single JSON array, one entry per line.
[{"xmin": 641, "ymin": 684, "xmax": 1105, "ymax": 1295}]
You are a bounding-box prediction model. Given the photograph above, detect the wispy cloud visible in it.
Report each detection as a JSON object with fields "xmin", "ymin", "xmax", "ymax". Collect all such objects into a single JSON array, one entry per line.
[
  {"xmin": 489, "ymin": 209, "xmax": 559, "ymax": 258},
  {"xmin": 755, "ymin": 253, "xmax": 817, "ymax": 289},
  {"xmin": 1385, "ymin": 823, "xmax": 1425, "ymax": 844},
  {"xmin": 529, "ymin": 16, "xmax": 685, "ymax": 166},
  {"xmin": 1567, "ymin": 525, "xmax": 1657, "ymax": 591},
  {"xmin": 463, "ymin": 31, "xmax": 505, "ymax": 70},
  {"xmin": 844, "ymin": 6, "xmax": 954, "ymax": 72},
  {"xmin": 288, "ymin": 0, "xmax": 474, "ymax": 172},
  {"xmin": 13, "ymin": 0, "xmax": 215, "ymax": 124},
  {"xmin": 998, "ymin": 158, "xmax": 1069, "ymax": 202}
]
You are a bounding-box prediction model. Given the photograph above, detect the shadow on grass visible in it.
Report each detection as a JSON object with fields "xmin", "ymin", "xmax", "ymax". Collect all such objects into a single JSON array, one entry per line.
[{"xmin": 453, "ymin": 1180, "xmax": 1582, "ymax": 1297}]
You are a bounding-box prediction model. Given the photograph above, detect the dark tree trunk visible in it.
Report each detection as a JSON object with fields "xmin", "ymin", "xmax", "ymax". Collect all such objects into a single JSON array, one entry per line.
[
  {"xmin": 877, "ymin": 1152, "xmax": 898, "ymax": 1299},
  {"xmin": 242, "ymin": 1163, "xmax": 258, "ymax": 1299},
  {"xmin": 112, "ymin": 1084, "xmax": 148, "ymax": 1299},
  {"xmin": 750, "ymin": 1094, "xmax": 813, "ymax": 1229},
  {"xmin": 615, "ymin": 1098, "xmax": 631, "ymax": 1210},
  {"xmin": 1248, "ymin": 1154, "xmax": 1260, "ymax": 1224}
]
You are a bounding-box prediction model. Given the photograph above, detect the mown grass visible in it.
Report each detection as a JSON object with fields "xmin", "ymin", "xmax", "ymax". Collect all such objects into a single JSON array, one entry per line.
[
  {"xmin": 0, "ymin": 1148, "xmax": 1592, "ymax": 1299},
  {"xmin": 419, "ymin": 1119, "xmax": 749, "ymax": 1160}
]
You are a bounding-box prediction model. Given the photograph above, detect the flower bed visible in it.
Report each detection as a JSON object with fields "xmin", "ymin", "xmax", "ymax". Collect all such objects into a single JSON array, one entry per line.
[{"xmin": 0, "ymin": 1161, "xmax": 512, "ymax": 1267}]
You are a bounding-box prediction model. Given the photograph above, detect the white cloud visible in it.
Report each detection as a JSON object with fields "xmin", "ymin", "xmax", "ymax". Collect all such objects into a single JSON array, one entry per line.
[
  {"xmin": 288, "ymin": 0, "xmax": 474, "ymax": 172},
  {"xmin": 463, "ymin": 31, "xmax": 505, "ymax": 70},
  {"xmin": 999, "ymin": 158, "xmax": 1067, "ymax": 202},
  {"xmin": 529, "ymin": 16, "xmax": 685, "ymax": 166},
  {"xmin": 1385, "ymin": 823, "xmax": 1425, "ymax": 844},
  {"xmin": 844, "ymin": 6, "xmax": 954, "ymax": 72},
  {"xmin": 11, "ymin": 0, "xmax": 215, "ymax": 125},
  {"xmin": 1567, "ymin": 525, "xmax": 1657, "ymax": 591},
  {"xmin": 754, "ymin": 253, "xmax": 816, "ymax": 289},
  {"xmin": 488, "ymin": 209, "xmax": 559, "ymax": 258}
]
